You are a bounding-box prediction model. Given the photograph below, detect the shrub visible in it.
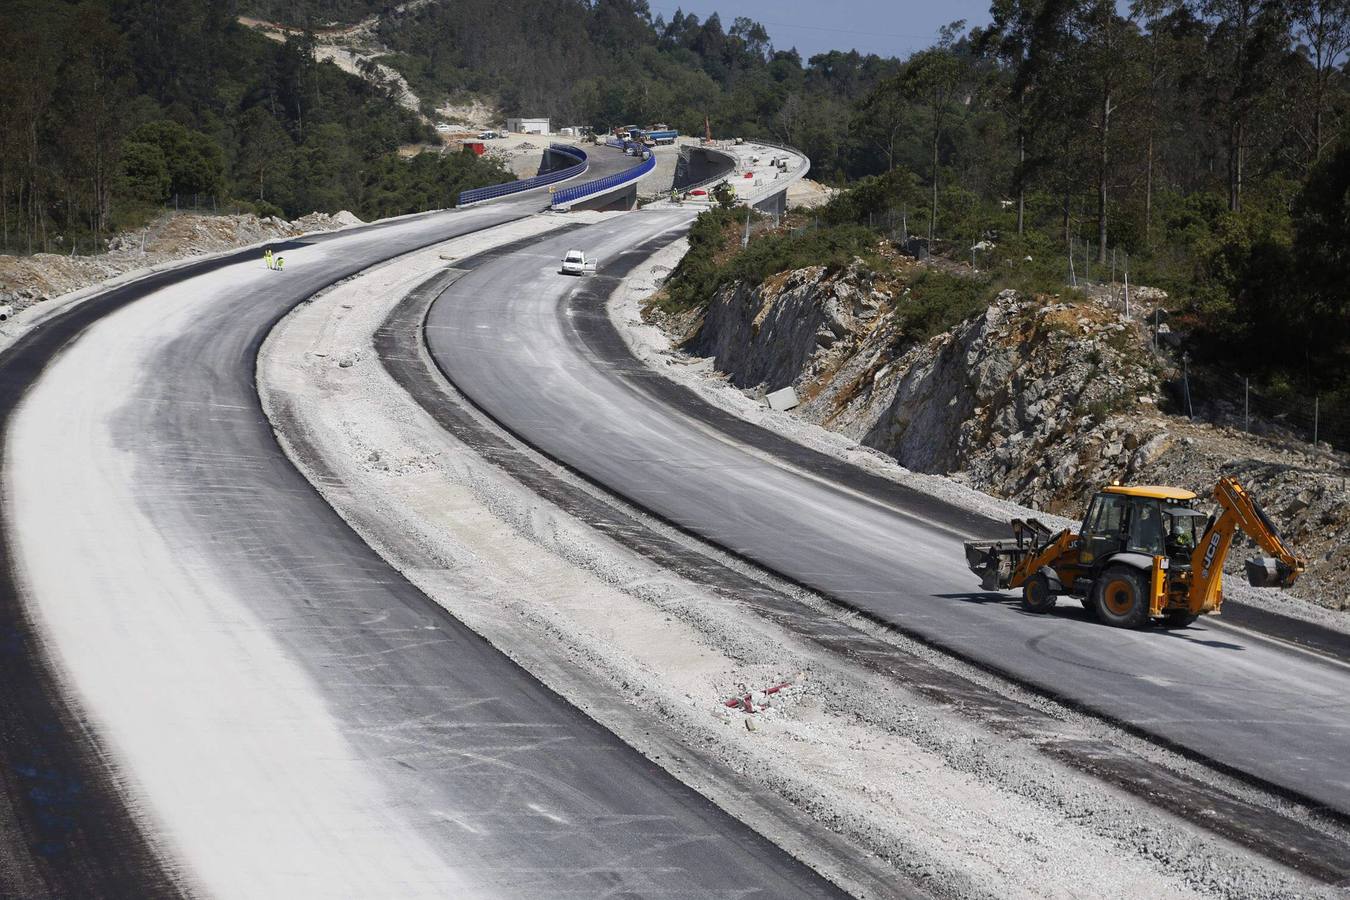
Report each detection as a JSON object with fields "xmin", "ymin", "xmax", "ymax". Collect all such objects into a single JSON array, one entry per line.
[
  {"xmin": 893, "ymin": 270, "xmax": 989, "ymax": 343},
  {"xmin": 661, "ymin": 207, "xmax": 880, "ymax": 312}
]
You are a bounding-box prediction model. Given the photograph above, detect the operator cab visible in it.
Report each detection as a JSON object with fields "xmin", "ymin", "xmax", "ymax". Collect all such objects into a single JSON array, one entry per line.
[
  {"xmin": 1079, "ymin": 485, "xmax": 1199, "ymax": 569},
  {"xmin": 1162, "ymin": 507, "xmax": 1208, "ymax": 567}
]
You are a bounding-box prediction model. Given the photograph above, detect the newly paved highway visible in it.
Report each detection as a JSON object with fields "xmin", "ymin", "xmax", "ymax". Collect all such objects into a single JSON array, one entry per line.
[
  {"xmin": 0, "ymin": 195, "xmax": 841, "ymax": 897},
  {"xmin": 426, "ymin": 209, "xmax": 1350, "ymax": 818}
]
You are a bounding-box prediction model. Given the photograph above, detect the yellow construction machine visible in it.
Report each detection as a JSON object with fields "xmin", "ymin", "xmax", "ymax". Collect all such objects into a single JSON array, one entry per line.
[{"xmin": 964, "ymin": 477, "xmax": 1305, "ymax": 628}]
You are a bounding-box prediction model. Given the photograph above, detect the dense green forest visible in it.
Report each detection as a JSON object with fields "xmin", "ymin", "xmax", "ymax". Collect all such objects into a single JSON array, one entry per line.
[{"xmin": 0, "ymin": 0, "xmax": 508, "ymax": 255}]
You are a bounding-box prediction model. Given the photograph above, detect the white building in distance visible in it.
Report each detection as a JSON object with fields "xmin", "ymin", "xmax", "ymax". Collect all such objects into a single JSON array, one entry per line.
[{"xmin": 506, "ymin": 117, "xmax": 549, "ymax": 135}]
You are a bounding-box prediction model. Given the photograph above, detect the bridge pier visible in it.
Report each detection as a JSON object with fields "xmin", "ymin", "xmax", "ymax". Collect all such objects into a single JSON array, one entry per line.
[
  {"xmin": 753, "ymin": 189, "xmax": 788, "ymax": 217},
  {"xmin": 560, "ymin": 182, "xmax": 639, "ymax": 212}
]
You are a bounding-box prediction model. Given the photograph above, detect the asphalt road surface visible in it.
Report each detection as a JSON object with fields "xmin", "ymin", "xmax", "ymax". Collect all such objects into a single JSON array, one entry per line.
[
  {"xmin": 426, "ymin": 208, "xmax": 1350, "ymax": 819},
  {"xmin": 1, "ymin": 197, "xmax": 842, "ymax": 898},
  {"xmin": 571, "ymin": 143, "xmax": 642, "ymax": 182}
]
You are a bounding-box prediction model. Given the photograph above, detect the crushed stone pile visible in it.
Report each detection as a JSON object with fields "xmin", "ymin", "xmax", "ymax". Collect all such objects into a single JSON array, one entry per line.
[
  {"xmin": 665, "ymin": 256, "xmax": 1350, "ymax": 609},
  {"xmin": 0, "ymin": 210, "xmax": 364, "ymax": 312}
]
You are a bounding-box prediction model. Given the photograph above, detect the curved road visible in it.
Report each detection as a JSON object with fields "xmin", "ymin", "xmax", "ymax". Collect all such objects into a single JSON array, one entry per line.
[
  {"xmin": 1, "ymin": 196, "xmax": 841, "ymax": 897},
  {"xmin": 562, "ymin": 144, "xmax": 645, "ymax": 184},
  {"xmin": 426, "ymin": 209, "xmax": 1350, "ymax": 819}
]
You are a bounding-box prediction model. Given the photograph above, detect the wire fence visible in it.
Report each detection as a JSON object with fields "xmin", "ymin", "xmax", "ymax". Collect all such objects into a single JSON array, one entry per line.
[
  {"xmin": 0, "ymin": 234, "xmax": 111, "ymax": 258},
  {"xmin": 1164, "ymin": 364, "xmax": 1350, "ymax": 462},
  {"xmin": 776, "ymin": 213, "xmax": 1350, "ymax": 461},
  {"xmin": 1055, "ymin": 236, "xmax": 1349, "ymax": 460},
  {"xmin": 0, "ymin": 194, "xmax": 261, "ymax": 258}
]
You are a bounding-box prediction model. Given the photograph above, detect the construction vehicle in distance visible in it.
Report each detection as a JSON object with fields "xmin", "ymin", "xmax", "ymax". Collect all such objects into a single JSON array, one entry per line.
[{"xmin": 964, "ymin": 477, "xmax": 1305, "ymax": 628}]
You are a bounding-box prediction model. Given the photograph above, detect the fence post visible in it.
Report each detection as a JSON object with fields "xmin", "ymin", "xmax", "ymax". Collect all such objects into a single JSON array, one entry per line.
[
  {"xmin": 1314, "ymin": 395, "xmax": 1319, "ymax": 446},
  {"xmin": 1153, "ymin": 307, "xmax": 1159, "ymax": 350},
  {"xmin": 1068, "ymin": 240, "xmax": 1077, "ymax": 288},
  {"xmin": 1244, "ymin": 378, "xmax": 1249, "ymax": 433},
  {"xmin": 1123, "ymin": 265, "xmax": 1130, "ymax": 319},
  {"xmin": 1183, "ymin": 352, "xmax": 1193, "ymax": 420}
]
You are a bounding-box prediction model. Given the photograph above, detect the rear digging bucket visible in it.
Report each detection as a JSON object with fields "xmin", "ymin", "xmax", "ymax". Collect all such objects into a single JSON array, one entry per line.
[{"xmin": 1244, "ymin": 556, "xmax": 1291, "ymax": 588}]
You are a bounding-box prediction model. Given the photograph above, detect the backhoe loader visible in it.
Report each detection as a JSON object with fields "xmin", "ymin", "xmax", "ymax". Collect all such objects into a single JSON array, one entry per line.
[{"xmin": 963, "ymin": 477, "xmax": 1305, "ymax": 628}]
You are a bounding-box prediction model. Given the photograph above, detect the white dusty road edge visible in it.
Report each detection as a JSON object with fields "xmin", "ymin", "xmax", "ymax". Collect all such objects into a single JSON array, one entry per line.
[
  {"xmin": 257, "ymin": 219, "xmax": 1323, "ymax": 899},
  {"xmin": 5, "ymin": 232, "xmax": 502, "ymax": 897},
  {"xmin": 611, "ymin": 239, "xmax": 1350, "ymax": 637}
]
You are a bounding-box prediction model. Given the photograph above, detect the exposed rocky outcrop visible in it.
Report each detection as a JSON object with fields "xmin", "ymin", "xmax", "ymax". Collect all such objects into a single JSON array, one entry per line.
[{"xmin": 671, "ymin": 258, "xmax": 1350, "ymax": 608}]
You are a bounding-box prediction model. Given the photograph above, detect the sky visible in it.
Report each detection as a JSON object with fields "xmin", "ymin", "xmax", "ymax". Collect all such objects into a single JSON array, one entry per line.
[{"xmin": 644, "ymin": 0, "xmax": 1001, "ymax": 60}]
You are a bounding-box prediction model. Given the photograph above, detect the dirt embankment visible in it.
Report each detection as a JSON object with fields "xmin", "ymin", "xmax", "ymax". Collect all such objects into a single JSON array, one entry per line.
[
  {"xmin": 0, "ymin": 210, "xmax": 363, "ymax": 314},
  {"xmin": 658, "ymin": 258, "xmax": 1350, "ymax": 610}
]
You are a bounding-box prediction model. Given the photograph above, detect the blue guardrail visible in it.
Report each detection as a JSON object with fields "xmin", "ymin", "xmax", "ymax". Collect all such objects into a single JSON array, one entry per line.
[
  {"xmin": 550, "ymin": 151, "xmax": 655, "ymax": 208},
  {"xmin": 457, "ymin": 144, "xmax": 587, "ymax": 206}
]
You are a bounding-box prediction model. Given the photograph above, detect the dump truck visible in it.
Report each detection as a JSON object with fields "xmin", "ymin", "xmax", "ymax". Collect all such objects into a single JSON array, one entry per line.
[{"xmin": 963, "ymin": 477, "xmax": 1305, "ymax": 628}]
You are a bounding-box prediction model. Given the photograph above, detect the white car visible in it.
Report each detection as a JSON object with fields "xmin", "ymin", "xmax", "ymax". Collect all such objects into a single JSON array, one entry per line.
[{"xmin": 560, "ymin": 250, "xmax": 595, "ymax": 275}]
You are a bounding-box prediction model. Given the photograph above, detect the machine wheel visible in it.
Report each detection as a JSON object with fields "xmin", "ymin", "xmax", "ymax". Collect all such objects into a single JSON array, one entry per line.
[
  {"xmin": 1160, "ymin": 611, "xmax": 1200, "ymax": 629},
  {"xmin": 1021, "ymin": 573, "xmax": 1056, "ymax": 613},
  {"xmin": 1093, "ymin": 567, "xmax": 1150, "ymax": 629}
]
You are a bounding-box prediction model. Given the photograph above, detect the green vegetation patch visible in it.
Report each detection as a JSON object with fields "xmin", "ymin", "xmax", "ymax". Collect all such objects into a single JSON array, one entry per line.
[
  {"xmin": 892, "ymin": 270, "xmax": 990, "ymax": 345},
  {"xmin": 660, "ymin": 209, "xmax": 879, "ymax": 313}
]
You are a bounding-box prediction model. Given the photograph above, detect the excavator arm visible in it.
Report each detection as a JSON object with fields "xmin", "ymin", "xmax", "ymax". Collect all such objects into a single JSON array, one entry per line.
[{"xmin": 1187, "ymin": 476, "xmax": 1306, "ymax": 612}]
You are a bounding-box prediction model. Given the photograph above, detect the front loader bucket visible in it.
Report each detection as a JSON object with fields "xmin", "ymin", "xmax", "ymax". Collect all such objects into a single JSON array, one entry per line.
[
  {"xmin": 1244, "ymin": 556, "xmax": 1297, "ymax": 589},
  {"xmin": 964, "ymin": 541, "xmax": 1014, "ymax": 591}
]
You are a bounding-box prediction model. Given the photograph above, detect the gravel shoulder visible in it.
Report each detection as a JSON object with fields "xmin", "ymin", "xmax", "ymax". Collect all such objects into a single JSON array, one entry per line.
[{"xmin": 258, "ymin": 218, "xmax": 1333, "ymax": 899}]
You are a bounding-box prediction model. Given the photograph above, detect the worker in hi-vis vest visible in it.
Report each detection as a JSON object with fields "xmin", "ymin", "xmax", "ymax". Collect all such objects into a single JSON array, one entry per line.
[{"xmin": 263, "ymin": 248, "xmax": 273, "ymax": 269}]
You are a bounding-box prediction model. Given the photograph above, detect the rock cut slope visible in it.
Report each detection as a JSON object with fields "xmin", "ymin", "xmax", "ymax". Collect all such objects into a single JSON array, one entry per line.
[{"xmin": 674, "ymin": 255, "xmax": 1350, "ymax": 611}]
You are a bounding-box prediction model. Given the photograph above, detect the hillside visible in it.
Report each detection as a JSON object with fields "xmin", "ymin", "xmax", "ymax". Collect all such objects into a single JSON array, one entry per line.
[
  {"xmin": 240, "ymin": 0, "xmax": 901, "ymax": 176},
  {"xmin": 0, "ymin": 0, "xmax": 508, "ymax": 258}
]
